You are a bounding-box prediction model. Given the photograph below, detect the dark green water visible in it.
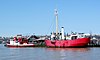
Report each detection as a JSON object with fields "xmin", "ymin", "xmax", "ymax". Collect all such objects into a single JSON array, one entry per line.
[{"xmin": 0, "ymin": 44, "xmax": 100, "ymax": 60}]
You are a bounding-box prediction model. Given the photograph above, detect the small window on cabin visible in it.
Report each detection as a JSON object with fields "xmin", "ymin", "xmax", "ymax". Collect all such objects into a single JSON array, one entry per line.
[
  {"xmin": 71, "ymin": 36, "xmax": 77, "ymax": 40},
  {"xmin": 81, "ymin": 35, "xmax": 84, "ymax": 37}
]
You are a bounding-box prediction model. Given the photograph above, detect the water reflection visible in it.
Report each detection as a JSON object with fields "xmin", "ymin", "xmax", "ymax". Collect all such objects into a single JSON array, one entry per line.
[
  {"xmin": 46, "ymin": 48, "xmax": 90, "ymax": 52},
  {"xmin": 46, "ymin": 48, "xmax": 90, "ymax": 60}
]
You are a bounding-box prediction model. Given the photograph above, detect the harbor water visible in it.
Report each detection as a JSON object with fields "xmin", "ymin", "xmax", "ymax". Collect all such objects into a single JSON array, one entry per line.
[{"xmin": 0, "ymin": 44, "xmax": 100, "ymax": 60}]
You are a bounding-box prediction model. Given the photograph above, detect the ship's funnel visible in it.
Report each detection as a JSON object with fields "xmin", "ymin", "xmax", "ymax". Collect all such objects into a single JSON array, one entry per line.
[{"xmin": 61, "ymin": 27, "xmax": 64, "ymax": 39}]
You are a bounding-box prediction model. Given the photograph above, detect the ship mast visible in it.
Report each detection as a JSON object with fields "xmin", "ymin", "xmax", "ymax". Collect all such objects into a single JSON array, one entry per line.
[{"xmin": 55, "ymin": 9, "xmax": 58, "ymax": 37}]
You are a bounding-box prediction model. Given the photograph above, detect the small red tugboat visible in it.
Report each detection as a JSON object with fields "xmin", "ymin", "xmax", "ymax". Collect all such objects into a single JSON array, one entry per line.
[{"xmin": 5, "ymin": 35, "xmax": 35, "ymax": 47}]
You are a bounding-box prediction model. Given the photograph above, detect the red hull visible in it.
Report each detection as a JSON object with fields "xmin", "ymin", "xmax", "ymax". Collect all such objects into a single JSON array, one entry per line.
[
  {"xmin": 45, "ymin": 38, "xmax": 90, "ymax": 47},
  {"xmin": 5, "ymin": 44, "xmax": 35, "ymax": 48}
]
